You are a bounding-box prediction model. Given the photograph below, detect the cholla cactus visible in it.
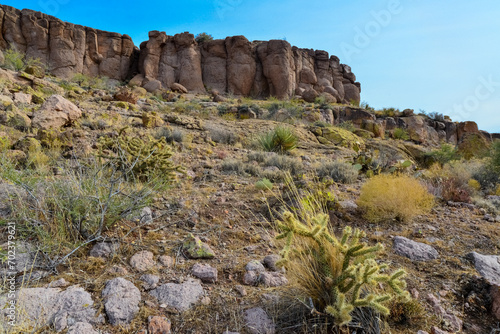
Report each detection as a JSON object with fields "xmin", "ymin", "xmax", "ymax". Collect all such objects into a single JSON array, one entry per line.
[
  {"xmin": 98, "ymin": 134, "xmax": 182, "ymax": 181},
  {"xmin": 276, "ymin": 211, "xmax": 409, "ymax": 326}
]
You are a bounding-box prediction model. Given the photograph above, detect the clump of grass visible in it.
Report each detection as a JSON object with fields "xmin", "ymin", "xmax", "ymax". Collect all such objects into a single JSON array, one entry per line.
[
  {"xmin": 156, "ymin": 127, "xmax": 184, "ymax": 143},
  {"xmin": 337, "ymin": 121, "xmax": 356, "ymax": 132},
  {"xmin": 258, "ymin": 126, "xmax": 298, "ymax": 153},
  {"xmin": 392, "ymin": 128, "xmax": 409, "ymax": 141},
  {"xmin": 316, "ymin": 160, "xmax": 359, "ymax": 184},
  {"xmin": 357, "ymin": 174, "xmax": 434, "ymax": 223},
  {"xmin": 255, "ymin": 178, "xmax": 273, "ymax": 190}
]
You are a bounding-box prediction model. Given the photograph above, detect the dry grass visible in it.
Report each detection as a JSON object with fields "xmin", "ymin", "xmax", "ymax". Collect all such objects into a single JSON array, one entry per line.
[{"xmin": 357, "ymin": 174, "xmax": 434, "ymax": 223}]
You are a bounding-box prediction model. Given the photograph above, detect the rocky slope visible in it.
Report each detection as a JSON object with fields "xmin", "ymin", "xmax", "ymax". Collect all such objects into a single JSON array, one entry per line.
[{"xmin": 0, "ymin": 4, "xmax": 360, "ymax": 103}]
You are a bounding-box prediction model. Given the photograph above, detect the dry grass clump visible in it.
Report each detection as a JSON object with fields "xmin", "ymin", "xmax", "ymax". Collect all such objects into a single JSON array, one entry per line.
[{"xmin": 357, "ymin": 174, "xmax": 434, "ymax": 223}]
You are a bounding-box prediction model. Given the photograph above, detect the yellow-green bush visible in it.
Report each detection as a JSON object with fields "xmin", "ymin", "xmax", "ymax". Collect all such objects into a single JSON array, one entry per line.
[{"xmin": 357, "ymin": 174, "xmax": 434, "ymax": 222}]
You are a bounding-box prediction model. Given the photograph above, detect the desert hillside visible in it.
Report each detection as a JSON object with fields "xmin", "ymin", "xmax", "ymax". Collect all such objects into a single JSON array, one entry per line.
[{"xmin": 0, "ymin": 4, "xmax": 499, "ymax": 334}]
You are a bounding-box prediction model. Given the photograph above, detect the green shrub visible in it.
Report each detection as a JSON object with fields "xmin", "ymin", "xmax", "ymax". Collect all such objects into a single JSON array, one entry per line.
[
  {"xmin": 316, "ymin": 160, "xmax": 359, "ymax": 184},
  {"xmin": 255, "ymin": 178, "xmax": 273, "ymax": 190},
  {"xmin": 425, "ymin": 144, "xmax": 459, "ymax": 166},
  {"xmin": 264, "ymin": 153, "xmax": 303, "ymax": 176},
  {"xmin": 357, "ymin": 174, "xmax": 434, "ymax": 222},
  {"xmin": 337, "ymin": 121, "xmax": 356, "ymax": 132},
  {"xmin": 195, "ymin": 32, "xmax": 214, "ymax": 44},
  {"xmin": 258, "ymin": 126, "xmax": 298, "ymax": 153},
  {"xmin": 3, "ymin": 48, "xmax": 25, "ymax": 71},
  {"xmin": 392, "ymin": 127, "xmax": 410, "ymax": 141}
]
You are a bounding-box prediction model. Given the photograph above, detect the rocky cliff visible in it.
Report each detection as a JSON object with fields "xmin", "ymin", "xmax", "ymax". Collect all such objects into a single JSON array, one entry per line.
[{"xmin": 0, "ymin": 4, "xmax": 360, "ymax": 103}]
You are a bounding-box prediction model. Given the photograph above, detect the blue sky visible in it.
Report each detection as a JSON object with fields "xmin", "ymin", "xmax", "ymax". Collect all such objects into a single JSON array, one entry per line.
[{"xmin": 5, "ymin": 0, "xmax": 500, "ymax": 132}]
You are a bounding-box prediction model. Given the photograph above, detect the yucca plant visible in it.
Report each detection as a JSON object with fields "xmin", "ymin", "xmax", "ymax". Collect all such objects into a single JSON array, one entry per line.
[{"xmin": 258, "ymin": 126, "xmax": 298, "ymax": 153}]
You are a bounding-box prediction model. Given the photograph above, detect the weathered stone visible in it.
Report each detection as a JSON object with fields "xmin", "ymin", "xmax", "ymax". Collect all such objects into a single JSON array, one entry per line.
[
  {"xmin": 0, "ymin": 285, "xmax": 102, "ymax": 331},
  {"xmin": 0, "ymin": 241, "xmax": 37, "ymax": 276},
  {"xmin": 192, "ymin": 263, "xmax": 218, "ymax": 283},
  {"xmin": 13, "ymin": 92, "xmax": 32, "ymax": 104},
  {"xmin": 32, "ymin": 95, "xmax": 82, "ymax": 130},
  {"xmin": 140, "ymin": 274, "xmax": 160, "ymax": 290},
  {"xmin": 182, "ymin": 234, "xmax": 215, "ymax": 259},
  {"xmin": 245, "ymin": 260, "xmax": 266, "ymax": 273},
  {"xmin": 244, "ymin": 307, "xmax": 275, "ymax": 334},
  {"xmin": 243, "ymin": 271, "xmax": 259, "ymax": 286},
  {"xmin": 171, "ymin": 82, "xmax": 188, "ymax": 94},
  {"xmin": 263, "ymin": 255, "xmax": 281, "ymax": 272},
  {"xmin": 67, "ymin": 322, "xmax": 99, "ymax": 334},
  {"xmin": 301, "ymin": 88, "xmax": 319, "ymax": 103},
  {"xmin": 48, "ymin": 278, "xmax": 70, "ymax": 288},
  {"xmin": 466, "ymin": 252, "xmax": 500, "ymax": 285},
  {"xmin": 143, "ymin": 78, "xmax": 163, "ymax": 92},
  {"xmin": 259, "ymin": 272, "xmax": 288, "ymax": 287},
  {"xmin": 150, "ymin": 278, "xmax": 204, "ymax": 311},
  {"xmin": 114, "ymin": 87, "xmax": 139, "ymax": 104},
  {"xmin": 89, "ymin": 242, "xmax": 119, "ymax": 258},
  {"xmin": 158, "ymin": 255, "xmax": 174, "ymax": 268},
  {"xmin": 102, "ymin": 277, "xmax": 141, "ymax": 326},
  {"xmin": 393, "ymin": 236, "xmax": 439, "ymax": 261},
  {"xmin": 148, "ymin": 316, "xmax": 172, "ymax": 334},
  {"xmin": 492, "ymin": 285, "xmax": 500, "ymax": 320},
  {"xmin": 130, "ymin": 250, "xmax": 156, "ymax": 272}
]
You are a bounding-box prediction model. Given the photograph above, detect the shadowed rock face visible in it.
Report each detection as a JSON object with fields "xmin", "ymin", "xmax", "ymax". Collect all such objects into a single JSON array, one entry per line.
[{"xmin": 0, "ymin": 4, "xmax": 361, "ymax": 102}]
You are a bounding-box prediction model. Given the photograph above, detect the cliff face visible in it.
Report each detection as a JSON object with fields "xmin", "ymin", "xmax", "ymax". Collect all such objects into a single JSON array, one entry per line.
[{"xmin": 0, "ymin": 5, "xmax": 360, "ymax": 103}]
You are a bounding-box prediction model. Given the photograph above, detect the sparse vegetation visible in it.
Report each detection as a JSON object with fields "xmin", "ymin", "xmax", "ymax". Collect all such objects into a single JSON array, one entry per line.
[
  {"xmin": 195, "ymin": 32, "xmax": 214, "ymax": 44},
  {"xmin": 316, "ymin": 160, "xmax": 359, "ymax": 184},
  {"xmin": 392, "ymin": 127, "xmax": 410, "ymax": 140}
]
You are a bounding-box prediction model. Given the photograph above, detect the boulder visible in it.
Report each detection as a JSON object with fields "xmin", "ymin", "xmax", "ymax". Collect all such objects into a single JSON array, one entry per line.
[
  {"xmin": 466, "ymin": 252, "xmax": 500, "ymax": 285},
  {"xmin": 170, "ymin": 82, "xmax": 188, "ymax": 94},
  {"xmin": 301, "ymin": 88, "xmax": 318, "ymax": 103},
  {"xmin": 32, "ymin": 95, "xmax": 82, "ymax": 130},
  {"xmin": 393, "ymin": 236, "xmax": 439, "ymax": 261},
  {"xmin": 256, "ymin": 40, "xmax": 295, "ymax": 99},
  {"xmin": 114, "ymin": 87, "xmax": 139, "ymax": 104},
  {"xmin": 225, "ymin": 36, "xmax": 256, "ymax": 96},
  {"xmin": 130, "ymin": 251, "xmax": 156, "ymax": 272},
  {"xmin": 143, "ymin": 78, "xmax": 163, "ymax": 92}
]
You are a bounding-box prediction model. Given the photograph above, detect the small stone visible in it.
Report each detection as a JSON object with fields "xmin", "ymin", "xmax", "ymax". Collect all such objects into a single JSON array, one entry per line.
[
  {"xmin": 182, "ymin": 234, "xmax": 215, "ymax": 259},
  {"xmin": 192, "ymin": 263, "xmax": 218, "ymax": 283},
  {"xmin": 234, "ymin": 284, "xmax": 247, "ymax": 297},
  {"xmin": 200, "ymin": 296, "xmax": 211, "ymax": 305},
  {"xmin": 431, "ymin": 326, "xmax": 451, "ymax": 334},
  {"xmin": 140, "ymin": 274, "xmax": 160, "ymax": 290},
  {"xmin": 158, "ymin": 255, "xmax": 174, "ymax": 268},
  {"xmin": 393, "ymin": 236, "xmax": 439, "ymax": 261},
  {"xmin": 417, "ymin": 331, "xmax": 429, "ymax": 334},
  {"xmin": 102, "ymin": 277, "xmax": 141, "ymax": 326},
  {"xmin": 263, "ymin": 255, "xmax": 281, "ymax": 272},
  {"xmin": 244, "ymin": 307, "xmax": 275, "ymax": 334},
  {"xmin": 245, "ymin": 260, "xmax": 265, "ymax": 273},
  {"xmin": 150, "ymin": 278, "xmax": 204, "ymax": 312},
  {"xmin": 130, "ymin": 251, "xmax": 156, "ymax": 272},
  {"xmin": 108, "ymin": 265, "xmax": 128, "ymax": 275},
  {"xmin": 339, "ymin": 200, "xmax": 358, "ymax": 211},
  {"xmin": 148, "ymin": 316, "xmax": 171, "ymax": 334},
  {"xmin": 89, "ymin": 242, "xmax": 118, "ymax": 258},
  {"xmin": 243, "ymin": 271, "xmax": 258, "ymax": 286},
  {"xmin": 259, "ymin": 272, "xmax": 288, "ymax": 287},
  {"xmin": 48, "ymin": 278, "xmax": 70, "ymax": 288},
  {"xmin": 67, "ymin": 322, "xmax": 99, "ymax": 334}
]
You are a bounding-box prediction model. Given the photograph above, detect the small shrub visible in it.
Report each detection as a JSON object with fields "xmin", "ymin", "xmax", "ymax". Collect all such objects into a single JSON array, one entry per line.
[
  {"xmin": 426, "ymin": 111, "xmax": 445, "ymax": 122},
  {"xmin": 392, "ymin": 127, "xmax": 410, "ymax": 141},
  {"xmin": 156, "ymin": 127, "xmax": 184, "ymax": 143},
  {"xmin": 195, "ymin": 32, "xmax": 214, "ymax": 44},
  {"xmin": 255, "ymin": 178, "xmax": 273, "ymax": 190},
  {"xmin": 221, "ymin": 159, "xmax": 244, "ymax": 174},
  {"xmin": 3, "ymin": 48, "xmax": 25, "ymax": 71},
  {"xmin": 264, "ymin": 154, "xmax": 303, "ymax": 176},
  {"xmin": 337, "ymin": 121, "xmax": 356, "ymax": 132},
  {"xmin": 316, "ymin": 160, "xmax": 359, "ymax": 184},
  {"xmin": 357, "ymin": 174, "xmax": 434, "ymax": 223},
  {"xmin": 258, "ymin": 126, "xmax": 298, "ymax": 153},
  {"xmin": 387, "ymin": 296, "xmax": 425, "ymax": 325},
  {"xmin": 425, "ymin": 144, "xmax": 460, "ymax": 166},
  {"xmin": 207, "ymin": 125, "xmax": 237, "ymax": 145}
]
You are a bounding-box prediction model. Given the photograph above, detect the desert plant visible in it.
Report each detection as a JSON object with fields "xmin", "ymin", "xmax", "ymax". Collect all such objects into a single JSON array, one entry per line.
[
  {"xmin": 426, "ymin": 111, "xmax": 445, "ymax": 122},
  {"xmin": 275, "ymin": 211, "xmax": 409, "ymax": 326},
  {"xmin": 255, "ymin": 178, "xmax": 273, "ymax": 190},
  {"xmin": 156, "ymin": 127, "xmax": 184, "ymax": 143},
  {"xmin": 425, "ymin": 144, "xmax": 460, "ymax": 166},
  {"xmin": 97, "ymin": 133, "xmax": 183, "ymax": 181},
  {"xmin": 392, "ymin": 128, "xmax": 409, "ymax": 141},
  {"xmin": 316, "ymin": 160, "xmax": 359, "ymax": 184},
  {"xmin": 264, "ymin": 153, "xmax": 303, "ymax": 176},
  {"xmin": 337, "ymin": 121, "xmax": 356, "ymax": 132},
  {"xmin": 3, "ymin": 48, "xmax": 25, "ymax": 71},
  {"xmin": 357, "ymin": 174, "xmax": 434, "ymax": 222},
  {"xmin": 258, "ymin": 126, "xmax": 298, "ymax": 153},
  {"xmin": 195, "ymin": 32, "xmax": 214, "ymax": 44}
]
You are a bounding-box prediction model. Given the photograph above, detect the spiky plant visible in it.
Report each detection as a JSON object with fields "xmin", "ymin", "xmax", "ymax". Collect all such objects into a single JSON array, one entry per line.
[
  {"xmin": 259, "ymin": 126, "xmax": 298, "ymax": 153},
  {"xmin": 275, "ymin": 211, "xmax": 409, "ymax": 326}
]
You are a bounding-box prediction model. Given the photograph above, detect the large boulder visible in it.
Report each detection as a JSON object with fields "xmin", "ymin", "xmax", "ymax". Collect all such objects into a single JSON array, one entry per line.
[
  {"xmin": 200, "ymin": 39, "xmax": 227, "ymax": 93},
  {"xmin": 256, "ymin": 40, "xmax": 295, "ymax": 99},
  {"xmin": 32, "ymin": 95, "xmax": 82, "ymax": 130},
  {"xmin": 225, "ymin": 36, "xmax": 256, "ymax": 96}
]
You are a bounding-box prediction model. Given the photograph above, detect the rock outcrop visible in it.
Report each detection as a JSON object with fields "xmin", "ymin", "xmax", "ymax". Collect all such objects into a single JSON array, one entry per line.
[
  {"xmin": 0, "ymin": 5, "xmax": 136, "ymax": 81},
  {"xmin": 0, "ymin": 4, "xmax": 361, "ymax": 102}
]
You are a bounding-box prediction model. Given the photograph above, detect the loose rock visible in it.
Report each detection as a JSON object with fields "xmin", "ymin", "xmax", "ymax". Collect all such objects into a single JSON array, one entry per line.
[
  {"xmin": 192, "ymin": 263, "xmax": 218, "ymax": 283},
  {"xmin": 244, "ymin": 307, "xmax": 275, "ymax": 334},
  {"xmin": 102, "ymin": 277, "xmax": 141, "ymax": 326},
  {"xmin": 393, "ymin": 236, "xmax": 439, "ymax": 261},
  {"xmin": 150, "ymin": 278, "xmax": 204, "ymax": 312},
  {"xmin": 130, "ymin": 250, "xmax": 156, "ymax": 272}
]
